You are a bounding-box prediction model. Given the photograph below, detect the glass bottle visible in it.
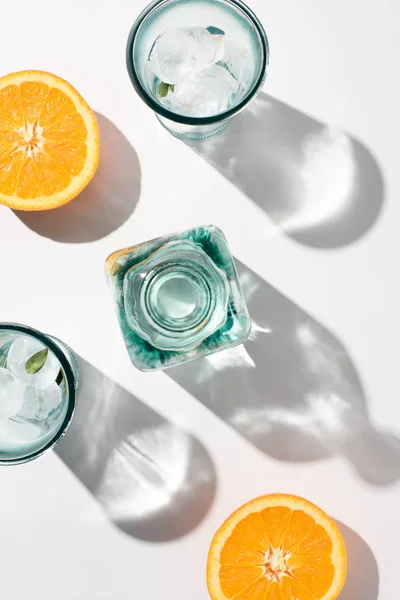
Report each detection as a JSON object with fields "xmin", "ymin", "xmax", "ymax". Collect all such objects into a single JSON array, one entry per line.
[{"xmin": 105, "ymin": 225, "xmax": 251, "ymax": 370}]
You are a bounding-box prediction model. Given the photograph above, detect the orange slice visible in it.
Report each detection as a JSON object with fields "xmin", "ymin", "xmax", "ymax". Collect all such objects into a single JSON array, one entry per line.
[
  {"xmin": 0, "ymin": 70, "xmax": 99, "ymax": 210},
  {"xmin": 207, "ymin": 494, "xmax": 347, "ymax": 600}
]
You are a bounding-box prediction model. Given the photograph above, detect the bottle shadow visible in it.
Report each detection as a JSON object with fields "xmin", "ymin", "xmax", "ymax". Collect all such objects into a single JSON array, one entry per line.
[
  {"xmin": 169, "ymin": 260, "xmax": 400, "ymax": 486},
  {"xmin": 337, "ymin": 521, "xmax": 379, "ymax": 600},
  {"xmin": 186, "ymin": 93, "xmax": 384, "ymax": 249},
  {"xmin": 14, "ymin": 113, "xmax": 141, "ymax": 243},
  {"xmin": 55, "ymin": 357, "xmax": 217, "ymax": 542}
]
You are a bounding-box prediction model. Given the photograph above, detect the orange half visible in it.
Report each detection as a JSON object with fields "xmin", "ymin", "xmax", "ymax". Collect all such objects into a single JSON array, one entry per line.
[
  {"xmin": 207, "ymin": 494, "xmax": 347, "ymax": 600},
  {"xmin": 0, "ymin": 70, "xmax": 100, "ymax": 210}
]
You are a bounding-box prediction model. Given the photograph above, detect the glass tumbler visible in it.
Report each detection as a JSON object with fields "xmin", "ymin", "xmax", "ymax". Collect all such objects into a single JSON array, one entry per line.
[
  {"xmin": 126, "ymin": 0, "xmax": 269, "ymax": 140},
  {"xmin": 0, "ymin": 323, "xmax": 79, "ymax": 465}
]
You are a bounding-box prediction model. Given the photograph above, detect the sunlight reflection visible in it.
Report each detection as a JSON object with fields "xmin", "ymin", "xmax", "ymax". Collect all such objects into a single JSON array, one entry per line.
[
  {"xmin": 296, "ymin": 322, "xmax": 317, "ymax": 346},
  {"xmin": 283, "ymin": 128, "xmax": 356, "ymax": 233},
  {"xmin": 96, "ymin": 424, "xmax": 190, "ymax": 520},
  {"xmin": 206, "ymin": 344, "xmax": 256, "ymax": 372},
  {"xmin": 231, "ymin": 391, "xmax": 355, "ymax": 444},
  {"xmin": 250, "ymin": 321, "xmax": 272, "ymax": 338},
  {"xmin": 82, "ymin": 377, "xmax": 118, "ymax": 469},
  {"xmin": 229, "ymin": 321, "xmax": 365, "ymax": 446},
  {"xmin": 296, "ymin": 322, "xmax": 350, "ymax": 383},
  {"xmin": 239, "ymin": 271, "xmax": 260, "ymax": 304}
]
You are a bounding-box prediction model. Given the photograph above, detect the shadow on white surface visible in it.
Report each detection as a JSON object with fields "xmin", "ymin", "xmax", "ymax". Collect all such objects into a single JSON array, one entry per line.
[
  {"xmin": 14, "ymin": 113, "xmax": 141, "ymax": 243},
  {"xmin": 55, "ymin": 358, "xmax": 216, "ymax": 542},
  {"xmin": 169, "ymin": 261, "xmax": 400, "ymax": 486},
  {"xmin": 187, "ymin": 93, "xmax": 384, "ymax": 249},
  {"xmin": 337, "ymin": 521, "xmax": 379, "ymax": 600}
]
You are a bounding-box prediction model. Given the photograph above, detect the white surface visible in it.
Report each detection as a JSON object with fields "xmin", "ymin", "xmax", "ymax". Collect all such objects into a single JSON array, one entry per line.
[{"xmin": 0, "ymin": 0, "xmax": 398, "ymax": 598}]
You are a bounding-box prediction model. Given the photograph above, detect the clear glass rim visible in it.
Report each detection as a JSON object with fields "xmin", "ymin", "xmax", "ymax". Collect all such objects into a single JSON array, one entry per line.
[
  {"xmin": 126, "ymin": 0, "xmax": 269, "ymax": 125},
  {"xmin": 0, "ymin": 323, "xmax": 77, "ymax": 466}
]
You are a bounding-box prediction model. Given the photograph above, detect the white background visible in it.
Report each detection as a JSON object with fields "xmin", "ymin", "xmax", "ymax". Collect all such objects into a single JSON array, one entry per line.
[{"xmin": 0, "ymin": 0, "xmax": 398, "ymax": 598}]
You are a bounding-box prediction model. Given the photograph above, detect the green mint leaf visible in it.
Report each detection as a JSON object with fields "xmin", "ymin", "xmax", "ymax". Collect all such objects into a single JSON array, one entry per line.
[
  {"xmin": 56, "ymin": 369, "xmax": 63, "ymax": 385},
  {"xmin": 206, "ymin": 26, "xmax": 225, "ymax": 36},
  {"xmin": 25, "ymin": 348, "xmax": 48, "ymax": 374},
  {"xmin": 170, "ymin": 84, "xmax": 175, "ymax": 92},
  {"xmin": 158, "ymin": 81, "xmax": 170, "ymax": 97}
]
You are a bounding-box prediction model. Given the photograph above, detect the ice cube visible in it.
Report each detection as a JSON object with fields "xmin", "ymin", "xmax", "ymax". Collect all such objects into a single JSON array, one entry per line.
[
  {"xmin": 150, "ymin": 26, "xmax": 224, "ymax": 85},
  {"xmin": 17, "ymin": 381, "xmax": 63, "ymax": 421},
  {"xmin": 7, "ymin": 336, "xmax": 60, "ymax": 390},
  {"xmin": 170, "ymin": 64, "xmax": 240, "ymax": 117},
  {"xmin": 221, "ymin": 39, "xmax": 252, "ymax": 88},
  {"xmin": 0, "ymin": 368, "xmax": 23, "ymax": 419},
  {"xmin": 17, "ymin": 384, "xmax": 37, "ymax": 420},
  {"xmin": 34, "ymin": 382, "xmax": 63, "ymax": 420}
]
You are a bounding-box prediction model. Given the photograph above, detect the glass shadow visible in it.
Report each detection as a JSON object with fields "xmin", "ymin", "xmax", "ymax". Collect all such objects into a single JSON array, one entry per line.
[
  {"xmin": 187, "ymin": 93, "xmax": 384, "ymax": 249},
  {"xmin": 14, "ymin": 113, "xmax": 141, "ymax": 243},
  {"xmin": 55, "ymin": 357, "xmax": 217, "ymax": 542},
  {"xmin": 169, "ymin": 260, "xmax": 400, "ymax": 486}
]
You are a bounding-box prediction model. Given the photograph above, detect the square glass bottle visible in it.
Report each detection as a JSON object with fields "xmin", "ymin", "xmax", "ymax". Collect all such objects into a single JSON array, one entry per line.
[{"xmin": 105, "ymin": 225, "xmax": 251, "ymax": 370}]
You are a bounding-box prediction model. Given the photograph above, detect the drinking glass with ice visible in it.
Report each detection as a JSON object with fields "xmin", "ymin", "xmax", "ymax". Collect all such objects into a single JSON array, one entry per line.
[
  {"xmin": 0, "ymin": 324, "xmax": 79, "ymax": 465},
  {"xmin": 127, "ymin": 0, "xmax": 269, "ymax": 140}
]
